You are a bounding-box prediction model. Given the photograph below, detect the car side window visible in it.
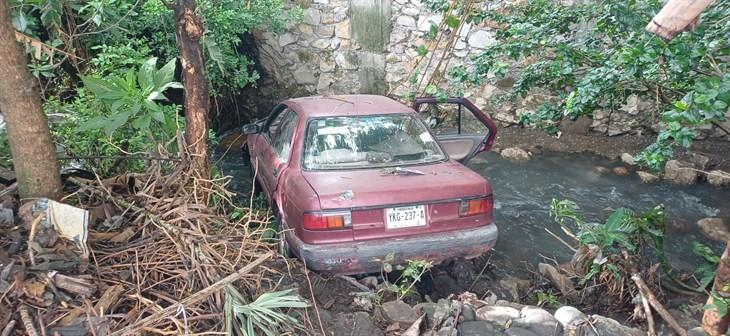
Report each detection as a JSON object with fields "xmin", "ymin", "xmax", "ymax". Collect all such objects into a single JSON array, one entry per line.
[
  {"xmin": 271, "ymin": 110, "xmax": 298, "ymax": 163},
  {"xmin": 416, "ymin": 102, "xmax": 487, "ymax": 135},
  {"xmin": 265, "ymin": 107, "xmax": 289, "ymax": 140}
]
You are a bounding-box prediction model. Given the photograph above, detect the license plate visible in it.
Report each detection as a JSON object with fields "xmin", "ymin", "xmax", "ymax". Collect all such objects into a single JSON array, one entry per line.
[{"xmin": 386, "ymin": 205, "xmax": 426, "ymax": 229}]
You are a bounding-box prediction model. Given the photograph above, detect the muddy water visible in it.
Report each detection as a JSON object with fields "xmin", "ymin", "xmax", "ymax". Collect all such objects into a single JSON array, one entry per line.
[{"xmin": 217, "ymin": 150, "xmax": 730, "ymax": 278}]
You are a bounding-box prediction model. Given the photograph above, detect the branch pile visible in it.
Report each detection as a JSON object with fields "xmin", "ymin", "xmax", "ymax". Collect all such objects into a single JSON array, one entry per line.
[{"xmin": 0, "ymin": 157, "xmax": 275, "ymax": 335}]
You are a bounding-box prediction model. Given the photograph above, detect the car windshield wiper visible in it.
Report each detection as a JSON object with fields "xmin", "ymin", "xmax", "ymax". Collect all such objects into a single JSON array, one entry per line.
[{"xmin": 381, "ymin": 166, "xmax": 425, "ymax": 176}]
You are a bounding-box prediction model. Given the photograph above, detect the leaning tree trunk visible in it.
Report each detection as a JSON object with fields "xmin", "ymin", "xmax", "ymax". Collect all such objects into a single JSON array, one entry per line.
[
  {"xmin": 0, "ymin": 2, "xmax": 62, "ymax": 200},
  {"xmin": 703, "ymin": 244, "xmax": 730, "ymax": 336},
  {"xmin": 172, "ymin": 0, "xmax": 211, "ymax": 181}
]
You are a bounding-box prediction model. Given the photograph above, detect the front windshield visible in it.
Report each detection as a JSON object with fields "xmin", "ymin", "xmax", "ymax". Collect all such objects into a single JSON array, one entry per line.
[{"xmin": 303, "ymin": 114, "xmax": 446, "ymax": 170}]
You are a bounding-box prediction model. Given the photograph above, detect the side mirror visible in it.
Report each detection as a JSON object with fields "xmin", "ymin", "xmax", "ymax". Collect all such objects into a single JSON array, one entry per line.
[{"xmin": 242, "ymin": 123, "xmax": 260, "ymax": 134}]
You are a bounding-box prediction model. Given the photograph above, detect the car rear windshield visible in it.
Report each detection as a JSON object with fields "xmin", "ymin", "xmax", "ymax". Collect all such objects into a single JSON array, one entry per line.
[{"xmin": 303, "ymin": 114, "xmax": 446, "ymax": 170}]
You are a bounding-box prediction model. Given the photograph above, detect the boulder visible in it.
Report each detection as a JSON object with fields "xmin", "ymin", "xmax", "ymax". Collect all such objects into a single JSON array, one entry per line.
[
  {"xmin": 590, "ymin": 315, "xmax": 645, "ymax": 336},
  {"xmin": 593, "ymin": 166, "xmax": 610, "ymax": 175},
  {"xmin": 335, "ymin": 20, "xmax": 351, "ymax": 39},
  {"xmin": 620, "ymin": 153, "xmax": 636, "ymax": 165},
  {"xmin": 637, "ymin": 171, "xmax": 660, "ymax": 184},
  {"xmin": 554, "ymin": 306, "xmax": 587, "ymax": 328},
  {"xmin": 380, "ymin": 300, "xmax": 418, "ymax": 329},
  {"xmin": 689, "ymin": 152, "xmax": 710, "ymax": 170},
  {"xmin": 498, "ymin": 277, "xmax": 532, "ymax": 302},
  {"xmin": 504, "ymin": 327, "xmax": 541, "ymax": 336},
  {"xmin": 511, "ymin": 306, "xmax": 563, "ymax": 336},
  {"xmin": 613, "ymin": 166, "xmax": 629, "ymax": 176},
  {"xmin": 303, "ymin": 8, "xmax": 321, "ymax": 25},
  {"xmin": 467, "ymin": 30, "xmax": 496, "ymax": 49},
  {"xmin": 501, "ymin": 147, "xmax": 531, "ymax": 163},
  {"xmin": 458, "ymin": 321, "xmax": 494, "ymax": 336},
  {"xmin": 664, "ymin": 160, "xmax": 698, "ymax": 185},
  {"xmin": 707, "ymin": 170, "xmax": 730, "ymax": 186},
  {"xmin": 475, "ymin": 305, "xmax": 520, "ymax": 325}
]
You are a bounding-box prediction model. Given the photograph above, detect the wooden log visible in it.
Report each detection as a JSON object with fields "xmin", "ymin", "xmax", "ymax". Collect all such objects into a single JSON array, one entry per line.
[
  {"xmin": 110, "ymin": 251, "xmax": 272, "ymax": 336},
  {"xmin": 702, "ymin": 245, "xmax": 730, "ymax": 336},
  {"xmin": 645, "ymin": 0, "xmax": 715, "ymax": 40}
]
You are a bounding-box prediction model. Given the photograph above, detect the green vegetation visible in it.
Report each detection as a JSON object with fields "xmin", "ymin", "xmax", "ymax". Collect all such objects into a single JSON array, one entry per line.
[
  {"xmin": 224, "ymin": 286, "xmax": 309, "ymax": 336},
  {"xmin": 419, "ymin": 0, "xmax": 729, "ymax": 170},
  {"xmin": 6, "ymin": 0, "xmax": 298, "ymax": 176},
  {"xmin": 380, "ymin": 253, "xmax": 433, "ymax": 300}
]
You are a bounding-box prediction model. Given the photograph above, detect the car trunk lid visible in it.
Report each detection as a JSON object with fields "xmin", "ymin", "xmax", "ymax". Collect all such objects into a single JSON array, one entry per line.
[{"xmin": 302, "ymin": 161, "xmax": 491, "ymax": 240}]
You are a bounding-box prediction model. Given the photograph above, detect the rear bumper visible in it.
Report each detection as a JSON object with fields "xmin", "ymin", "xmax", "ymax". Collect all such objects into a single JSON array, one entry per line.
[{"xmin": 289, "ymin": 224, "xmax": 498, "ymax": 275}]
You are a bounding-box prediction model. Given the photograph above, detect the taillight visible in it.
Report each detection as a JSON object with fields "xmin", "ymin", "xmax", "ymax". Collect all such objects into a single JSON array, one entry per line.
[
  {"xmin": 303, "ymin": 211, "xmax": 352, "ymax": 230},
  {"xmin": 459, "ymin": 196, "xmax": 492, "ymax": 217}
]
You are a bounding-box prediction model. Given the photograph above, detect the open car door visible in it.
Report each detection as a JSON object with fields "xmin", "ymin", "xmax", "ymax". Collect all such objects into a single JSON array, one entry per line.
[{"xmin": 413, "ymin": 97, "xmax": 497, "ymax": 164}]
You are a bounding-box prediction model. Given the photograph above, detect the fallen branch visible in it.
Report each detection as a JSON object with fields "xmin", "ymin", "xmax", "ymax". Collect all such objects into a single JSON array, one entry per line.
[
  {"xmin": 111, "ymin": 251, "xmax": 273, "ymax": 336},
  {"xmin": 639, "ymin": 290, "xmax": 657, "ymax": 336},
  {"xmin": 0, "ymin": 320, "xmax": 16, "ymax": 336},
  {"xmin": 632, "ymin": 274, "xmax": 687, "ymax": 336},
  {"xmin": 337, "ymin": 275, "xmax": 373, "ymax": 292},
  {"xmin": 19, "ymin": 305, "xmax": 39, "ymax": 336}
]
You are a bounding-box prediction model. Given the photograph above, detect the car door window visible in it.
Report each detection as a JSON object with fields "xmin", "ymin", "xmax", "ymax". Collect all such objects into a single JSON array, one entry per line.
[
  {"xmin": 265, "ymin": 107, "xmax": 289, "ymax": 140},
  {"xmin": 271, "ymin": 110, "xmax": 298, "ymax": 163},
  {"xmin": 417, "ymin": 102, "xmax": 488, "ymax": 136}
]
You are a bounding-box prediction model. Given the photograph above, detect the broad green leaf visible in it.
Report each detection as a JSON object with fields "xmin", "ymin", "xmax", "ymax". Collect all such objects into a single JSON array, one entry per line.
[
  {"xmin": 104, "ymin": 110, "xmax": 132, "ymax": 136},
  {"xmin": 445, "ymin": 15, "xmax": 460, "ymax": 29},
  {"xmin": 78, "ymin": 116, "xmax": 109, "ymax": 132},
  {"xmin": 81, "ymin": 76, "xmax": 124, "ymax": 100},
  {"xmin": 154, "ymin": 58, "xmax": 177, "ymax": 91},
  {"xmin": 131, "ymin": 114, "xmax": 151, "ymax": 130},
  {"xmin": 138, "ymin": 57, "xmax": 158, "ymax": 92}
]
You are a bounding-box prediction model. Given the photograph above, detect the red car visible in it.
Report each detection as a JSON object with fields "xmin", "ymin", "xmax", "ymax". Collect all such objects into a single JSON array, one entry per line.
[{"xmin": 242, "ymin": 95, "xmax": 498, "ymax": 274}]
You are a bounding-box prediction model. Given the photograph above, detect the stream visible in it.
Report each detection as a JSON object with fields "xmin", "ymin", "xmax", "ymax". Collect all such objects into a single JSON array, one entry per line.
[{"xmin": 217, "ymin": 149, "xmax": 730, "ymax": 283}]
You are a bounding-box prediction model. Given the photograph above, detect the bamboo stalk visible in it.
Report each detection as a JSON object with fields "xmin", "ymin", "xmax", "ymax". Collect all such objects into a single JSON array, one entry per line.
[{"xmin": 111, "ymin": 251, "xmax": 272, "ymax": 336}]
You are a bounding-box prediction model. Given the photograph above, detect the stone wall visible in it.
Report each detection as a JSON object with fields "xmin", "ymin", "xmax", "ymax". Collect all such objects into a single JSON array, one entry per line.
[{"xmin": 253, "ymin": 0, "xmax": 729, "ymax": 139}]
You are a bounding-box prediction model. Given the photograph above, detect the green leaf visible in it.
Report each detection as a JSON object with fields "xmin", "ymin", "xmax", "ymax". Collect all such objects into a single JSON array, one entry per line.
[
  {"xmin": 103, "ymin": 110, "xmax": 132, "ymax": 136},
  {"xmin": 445, "ymin": 15, "xmax": 460, "ymax": 29},
  {"xmin": 81, "ymin": 76, "xmax": 125, "ymax": 100},
  {"xmin": 78, "ymin": 116, "xmax": 109, "ymax": 132},
  {"xmin": 425, "ymin": 84, "xmax": 438, "ymax": 95},
  {"xmin": 138, "ymin": 57, "xmax": 158, "ymax": 91},
  {"xmin": 154, "ymin": 58, "xmax": 177, "ymax": 92}
]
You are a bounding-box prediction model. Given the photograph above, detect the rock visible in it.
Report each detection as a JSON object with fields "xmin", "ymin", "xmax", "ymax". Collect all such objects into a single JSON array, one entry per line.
[
  {"xmin": 317, "ymin": 74, "xmax": 334, "ymax": 92},
  {"xmin": 333, "ymin": 312, "xmax": 384, "ymax": 336},
  {"xmin": 303, "ymin": 8, "xmax": 321, "ymax": 25},
  {"xmin": 278, "ymin": 33, "xmax": 297, "ymax": 47},
  {"xmin": 590, "ymin": 315, "xmax": 644, "ymax": 336},
  {"xmin": 689, "ymin": 152, "xmax": 710, "ymax": 170},
  {"xmin": 613, "ymin": 166, "xmax": 629, "ymax": 176},
  {"xmin": 359, "ymin": 276, "xmax": 378, "ymax": 289},
  {"xmin": 432, "ymin": 299, "xmax": 451, "ymax": 326},
  {"xmin": 593, "ymin": 166, "xmax": 610, "ymax": 175},
  {"xmin": 698, "ymin": 218, "xmax": 726, "ymax": 239},
  {"xmin": 637, "ymin": 171, "xmax": 660, "ymax": 183},
  {"xmin": 554, "ymin": 306, "xmax": 587, "ymax": 328},
  {"xmin": 352, "ymin": 296, "xmax": 373, "ymax": 311},
  {"xmin": 467, "ymin": 30, "xmax": 496, "ymax": 49},
  {"xmin": 414, "ymin": 302, "xmax": 436, "ymax": 324},
  {"xmin": 380, "ymin": 300, "xmax": 418, "ymax": 329},
  {"xmin": 707, "ymin": 170, "xmax": 730, "ymax": 186},
  {"xmin": 314, "ymin": 25, "xmax": 334, "ymax": 38},
  {"xmin": 620, "ymin": 153, "xmax": 635, "ymax": 165},
  {"xmin": 620, "ymin": 94, "xmax": 640, "ymax": 115},
  {"xmin": 504, "ymin": 327, "xmax": 540, "ymax": 336},
  {"xmin": 335, "ymin": 20, "xmax": 351, "ymax": 39},
  {"xmin": 293, "ymin": 70, "xmax": 317, "ymax": 85},
  {"xmin": 501, "ymin": 147, "xmax": 530, "ymax": 163},
  {"xmin": 664, "ymin": 160, "xmax": 698, "ymax": 185},
  {"xmin": 496, "ymin": 299, "xmax": 525, "ymax": 311},
  {"xmin": 396, "ymin": 15, "xmax": 417, "ymax": 28},
  {"xmin": 475, "ymin": 305, "xmax": 520, "ymax": 325},
  {"xmin": 538, "ymin": 263, "xmax": 576, "ymax": 298},
  {"xmin": 335, "ymin": 51, "xmax": 359, "ymax": 70},
  {"xmin": 559, "ymin": 116, "xmax": 592, "ymax": 135},
  {"xmin": 458, "ymin": 321, "xmax": 494, "ymax": 336},
  {"xmin": 320, "ymin": 58, "xmax": 336, "ymax": 73},
  {"xmin": 688, "ymin": 327, "xmax": 709, "ymax": 336},
  {"xmin": 311, "ymin": 39, "xmax": 331, "ymax": 49},
  {"xmin": 462, "ymin": 305, "xmax": 476, "ymax": 321},
  {"xmin": 498, "ymin": 278, "xmax": 532, "ymax": 302},
  {"xmin": 511, "ymin": 306, "xmax": 563, "ymax": 336}
]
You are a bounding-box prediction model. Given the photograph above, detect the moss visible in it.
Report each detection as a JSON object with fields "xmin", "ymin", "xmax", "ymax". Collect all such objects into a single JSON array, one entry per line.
[
  {"xmin": 351, "ymin": 0, "xmax": 392, "ymax": 52},
  {"xmin": 297, "ymin": 50, "xmax": 315, "ymax": 63}
]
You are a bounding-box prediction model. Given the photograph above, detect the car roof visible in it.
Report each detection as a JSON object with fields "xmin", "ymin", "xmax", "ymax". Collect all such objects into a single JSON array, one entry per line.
[{"xmin": 282, "ymin": 95, "xmax": 414, "ymax": 118}]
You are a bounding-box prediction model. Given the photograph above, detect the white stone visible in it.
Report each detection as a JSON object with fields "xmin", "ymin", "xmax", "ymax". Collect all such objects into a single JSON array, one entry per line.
[
  {"xmin": 334, "ymin": 7, "xmax": 348, "ymax": 22},
  {"xmin": 303, "ymin": 8, "xmax": 321, "ymax": 25},
  {"xmin": 453, "ymin": 49, "xmax": 469, "ymax": 58},
  {"xmin": 707, "ymin": 170, "xmax": 730, "ymax": 186},
  {"xmin": 403, "ymin": 6, "xmax": 420, "ymax": 16},
  {"xmin": 475, "ymin": 306, "xmax": 520, "ymax": 325},
  {"xmin": 554, "ymin": 306, "xmax": 586, "ymax": 328},
  {"xmin": 664, "ymin": 160, "xmax": 698, "ymax": 185},
  {"xmin": 637, "ymin": 171, "xmax": 660, "ymax": 184},
  {"xmin": 313, "ymin": 0, "xmax": 328, "ymax": 3},
  {"xmin": 620, "ymin": 153, "xmax": 635, "ymax": 165},
  {"xmin": 391, "ymin": 29, "xmax": 409, "ymax": 43},
  {"xmin": 501, "ymin": 147, "xmax": 530, "ymax": 163},
  {"xmin": 454, "ymin": 39, "xmax": 467, "ymax": 50},
  {"xmin": 277, "ymin": 33, "xmax": 297, "ymax": 47},
  {"xmin": 396, "ymin": 16, "xmax": 417, "ymax": 28},
  {"xmin": 335, "ymin": 20, "xmax": 351, "ymax": 39},
  {"xmin": 468, "ymin": 30, "xmax": 496, "ymax": 49},
  {"xmin": 314, "ymin": 25, "xmax": 334, "ymax": 38},
  {"xmin": 459, "ymin": 21, "xmax": 473, "ymax": 37},
  {"xmin": 317, "ymin": 74, "xmax": 334, "ymax": 92},
  {"xmin": 410, "ymin": 0, "xmax": 422, "ymax": 6},
  {"xmin": 312, "ymin": 39, "xmax": 331, "ymax": 49},
  {"xmin": 418, "ymin": 15, "xmax": 442, "ymax": 32},
  {"xmin": 330, "ymin": 37, "xmax": 341, "ymax": 49}
]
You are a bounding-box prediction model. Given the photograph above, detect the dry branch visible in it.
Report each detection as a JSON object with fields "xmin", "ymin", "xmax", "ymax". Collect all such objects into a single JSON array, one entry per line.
[
  {"xmin": 112, "ymin": 251, "xmax": 272, "ymax": 336},
  {"xmin": 631, "ymin": 274, "xmax": 687, "ymax": 336}
]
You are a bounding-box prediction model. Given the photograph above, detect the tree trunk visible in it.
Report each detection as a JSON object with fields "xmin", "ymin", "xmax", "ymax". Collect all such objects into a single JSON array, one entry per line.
[
  {"xmin": 0, "ymin": 2, "xmax": 62, "ymax": 200},
  {"xmin": 703, "ymin": 244, "xmax": 730, "ymax": 336},
  {"xmin": 172, "ymin": 0, "xmax": 211, "ymax": 180}
]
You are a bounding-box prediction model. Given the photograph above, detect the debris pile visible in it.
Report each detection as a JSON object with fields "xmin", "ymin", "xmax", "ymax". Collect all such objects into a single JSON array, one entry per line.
[{"xmin": 0, "ymin": 162, "xmax": 274, "ymax": 335}]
